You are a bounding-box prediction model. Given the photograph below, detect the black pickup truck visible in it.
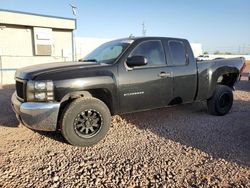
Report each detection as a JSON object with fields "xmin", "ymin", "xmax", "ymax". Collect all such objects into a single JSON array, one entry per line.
[{"xmin": 11, "ymin": 37, "xmax": 246, "ymax": 146}]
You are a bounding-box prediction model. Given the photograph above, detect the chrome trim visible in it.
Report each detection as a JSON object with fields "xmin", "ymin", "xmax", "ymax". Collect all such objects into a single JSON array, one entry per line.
[
  {"xmin": 11, "ymin": 92, "xmax": 60, "ymax": 131},
  {"xmin": 15, "ymin": 77, "xmax": 26, "ymax": 82},
  {"xmin": 11, "ymin": 92, "xmax": 21, "ymax": 114},
  {"xmin": 17, "ymin": 95, "xmax": 24, "ymax": 102}
]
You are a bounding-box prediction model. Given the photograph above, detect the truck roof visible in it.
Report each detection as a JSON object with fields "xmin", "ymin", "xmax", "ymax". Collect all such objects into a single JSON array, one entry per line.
[{"xmin": 116, "ymin": 36, "xmax": 188, "ymax": 42}]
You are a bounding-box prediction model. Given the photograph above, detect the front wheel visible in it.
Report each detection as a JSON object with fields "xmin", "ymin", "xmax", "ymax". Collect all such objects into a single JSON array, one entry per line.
[
  {"xmin": 60, "ymin": 97, "xmax": 111, "ymax": 147},
  {"xmin": 207, "ymin": 85, "xmax": 233, "ymax": 116}
]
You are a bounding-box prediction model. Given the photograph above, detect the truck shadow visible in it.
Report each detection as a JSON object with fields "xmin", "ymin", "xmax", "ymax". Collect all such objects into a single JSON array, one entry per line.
[
  {"xmin": 234, "ymin": 69, "xmax": 249, "ymax": 92},
  {"xmin": 235, "ymin": 79, "xmax": 250, "ymax": 92},
  {"xmin": 241, "ymin": 72, "xmax": 249, "ymax": 78},
  {"xmin": 34, "ymin": 130, "xmax": 67, "ymax": 144},
  {"xmin": 120, "ymin": 99, "xmax": 250, "ymax": 167},
  {"xmin": 0, "ymin": 85, "xmax": 19, "ymax": 128}
]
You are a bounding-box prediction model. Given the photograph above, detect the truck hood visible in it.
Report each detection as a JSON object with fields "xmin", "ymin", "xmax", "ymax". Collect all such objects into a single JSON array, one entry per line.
[{"xmin": 15, "ymin": 61, "xmax": 104, "ymax": 80}]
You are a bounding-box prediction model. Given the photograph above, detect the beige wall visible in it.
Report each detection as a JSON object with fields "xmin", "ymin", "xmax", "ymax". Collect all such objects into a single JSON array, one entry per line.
[
  {"xmin": 0, "ymin": 26, "xmax": 73, "ymax": 85},
  {"xmin": 0, "ymin": 25, "xmax": 33, "ymax": 56},
  {"xmin": 0, "ymin": 56, "xmax": 68, "ymax": 85},
  {"xmin": 53, "ymin": 29, "xmax": 73, "ymax": 59},
  {"xmin": 0, "ymin": 10, "xmax": 75, "ymax": 86},
  {"xmin": 0, "ymin": 25, "xmax": 73, "ymax": 58}
]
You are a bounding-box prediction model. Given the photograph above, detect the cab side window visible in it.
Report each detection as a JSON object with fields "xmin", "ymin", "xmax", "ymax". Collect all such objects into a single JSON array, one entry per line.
[
  {"xmin": 168, "ymin": 41, "xmax": 187, "ymax": 66},
  {"xmin": 130, "ymin": 41, "xmax": 166, "ymax": 66}
]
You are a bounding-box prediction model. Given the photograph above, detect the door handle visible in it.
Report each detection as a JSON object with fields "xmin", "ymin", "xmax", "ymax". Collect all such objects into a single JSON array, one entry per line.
[{"xmin": 158, "ymin": 72, "xmax": 171, "ymax": 78}]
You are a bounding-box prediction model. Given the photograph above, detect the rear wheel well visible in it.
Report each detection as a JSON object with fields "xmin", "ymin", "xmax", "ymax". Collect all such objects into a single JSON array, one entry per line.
[{"xmin": 217, "ymin": 73, "xmax": 238, "ymax": 87}]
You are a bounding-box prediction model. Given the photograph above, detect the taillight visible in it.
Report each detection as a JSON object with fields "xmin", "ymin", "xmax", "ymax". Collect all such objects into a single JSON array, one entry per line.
[{"xmin": 239, "ymin": 63, "xmax": 246, "ymax": 79}]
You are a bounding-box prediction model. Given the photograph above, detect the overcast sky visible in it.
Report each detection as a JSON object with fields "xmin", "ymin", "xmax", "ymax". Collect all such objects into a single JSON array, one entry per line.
[{"xmin": 1, "ymin": 0, "xmax": 250, "ymax": 53}]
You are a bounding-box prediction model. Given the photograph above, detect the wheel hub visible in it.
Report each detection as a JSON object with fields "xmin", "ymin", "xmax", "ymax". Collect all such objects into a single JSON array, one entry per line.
[{"xmin": 73, "ymin": 109, "xmax": 103, "ymax": 138}]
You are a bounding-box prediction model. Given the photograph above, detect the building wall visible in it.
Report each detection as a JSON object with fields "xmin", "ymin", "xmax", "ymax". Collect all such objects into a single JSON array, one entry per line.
[
  {"xmin": 76, "ymin": 37, "xmax": 112, "ymax": 60},
  {"xmin": 0, "ymin": 10, "xmax": 75, "ymax": 29},
  {"xmin": 0, "ymin": 26, "xmax": 73, "ymax": 85},
  {"xmin": 190, "ymin": 43, "xmax": 203, "ymax": 57},
  {"xmin": 0, "ymin": 9, "xmax": 75, "ymax": 86},
  {"xmin": 0, "ymin": 25, "xmax": 33, "ymax": 56},
  {"xmin": 53, "ymin": 29, "xmax": 73, "ymax": 60}
]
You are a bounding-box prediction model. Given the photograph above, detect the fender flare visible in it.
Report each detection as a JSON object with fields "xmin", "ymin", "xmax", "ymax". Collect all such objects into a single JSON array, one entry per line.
[
  {"xmin": 207, "ymin": 67, "xmax": 239, "ymax": 98},
  {"xmin": 60, "ymin": 91, "xmax": 92, "ymax": 103}
]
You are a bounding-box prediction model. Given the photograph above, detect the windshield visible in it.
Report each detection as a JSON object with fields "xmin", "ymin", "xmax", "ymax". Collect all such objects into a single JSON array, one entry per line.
[{"xmin": 81, "ymin": 40, "xmax": 134, "ymax": 64}]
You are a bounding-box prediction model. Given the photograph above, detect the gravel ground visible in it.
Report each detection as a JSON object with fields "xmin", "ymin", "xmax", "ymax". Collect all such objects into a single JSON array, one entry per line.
[{"xmin": 0, "ymin": 67, "xmax": 250, "ymax": 187}]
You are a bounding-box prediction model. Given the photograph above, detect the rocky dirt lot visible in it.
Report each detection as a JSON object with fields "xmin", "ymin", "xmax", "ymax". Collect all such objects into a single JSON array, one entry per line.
[{"xmin": 0, "ymin": 68, "xmax": 250, "ymax": 188}]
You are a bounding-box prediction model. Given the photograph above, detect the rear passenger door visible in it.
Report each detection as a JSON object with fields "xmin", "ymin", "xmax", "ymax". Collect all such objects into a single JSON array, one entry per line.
[{"xmin": 164, "ymin": 39, "xmax": 197, "ymax": 103}]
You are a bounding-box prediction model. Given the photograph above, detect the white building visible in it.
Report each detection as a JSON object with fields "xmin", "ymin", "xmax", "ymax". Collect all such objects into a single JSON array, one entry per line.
[
  {"xmin": 190, "ymin": 43, "xmax": 203, "ymax": 57},
  {"xmin": 75, "ymin": 37, "xmax": 112, "ymax": 60},
  {"xmin": 0, "ymin": 9, "xmax": 76, "ymax": 85}
]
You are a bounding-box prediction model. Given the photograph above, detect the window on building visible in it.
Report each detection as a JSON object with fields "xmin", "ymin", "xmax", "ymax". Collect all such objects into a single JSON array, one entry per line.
[{"xmin": 33, "ymin": 27, "xmax": 52, "ymax": 56}]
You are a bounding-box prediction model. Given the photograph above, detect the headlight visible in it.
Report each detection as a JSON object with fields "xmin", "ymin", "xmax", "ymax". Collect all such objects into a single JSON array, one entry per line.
[
  {"xmin": 26, "ymin": 80, "xmax": 54, "ymax": 102},
  {"xmin": 34, "ymin": 82, "xmax": 46, "ymax": 90},
  {"xmin": 34, "ymin": 92, "xmax": 46, "ymax": 101}
]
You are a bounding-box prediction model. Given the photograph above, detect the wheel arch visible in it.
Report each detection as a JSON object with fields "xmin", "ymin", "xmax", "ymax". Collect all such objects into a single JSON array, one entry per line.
[
  {"xmin": 207, "ymin": 67, "xmax": 239, "ymax": 99},
  {"xmin": 59, "ymin": 88, "xmax": 115, "ymax": 115},
  {"xmin": 57, "ymin": 89, "xmax": 115, "ymax": 131},
  {"xmin": 216, "ymin": 72, "xmax": 239, "ymax": 87}
]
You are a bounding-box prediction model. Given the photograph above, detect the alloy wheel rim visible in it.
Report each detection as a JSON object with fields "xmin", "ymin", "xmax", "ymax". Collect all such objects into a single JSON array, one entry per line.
[{"xmin": 73, "ymin": 109, "xmax": 103, "ymax": 138}]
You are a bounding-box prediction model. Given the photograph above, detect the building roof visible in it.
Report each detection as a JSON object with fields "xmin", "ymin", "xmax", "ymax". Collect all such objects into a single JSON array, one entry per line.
[{"xmin": 0, "ymin": 9, "xmax": 76, "ymax": 30}]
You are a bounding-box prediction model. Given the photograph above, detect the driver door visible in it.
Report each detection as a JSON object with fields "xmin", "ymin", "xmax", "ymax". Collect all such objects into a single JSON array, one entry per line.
[{"xmin": 118, "ymin": 40, "xmax": 173, "ymax": 113}]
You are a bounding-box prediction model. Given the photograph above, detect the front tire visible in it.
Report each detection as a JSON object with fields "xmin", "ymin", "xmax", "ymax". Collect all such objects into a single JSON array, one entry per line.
[
  {"xmin": 61, "ymin": 97, "xmax": 111, "ymax": 147},
  {"xmin": 207, "ymin": 85, "xmax": 233, "ymax": 116}
]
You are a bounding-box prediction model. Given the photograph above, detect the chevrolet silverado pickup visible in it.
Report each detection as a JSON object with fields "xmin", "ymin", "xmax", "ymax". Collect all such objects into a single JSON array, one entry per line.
[{"xmin": 11, "ymin": 37, "xmax": 246, "ymax": 146}]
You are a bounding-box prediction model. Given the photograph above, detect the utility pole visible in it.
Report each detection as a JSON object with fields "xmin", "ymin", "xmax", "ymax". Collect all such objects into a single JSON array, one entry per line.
[
  {"xmin": 238, "ymin": 45, "xmax": 241, "ymax": 55},
  {"xmin": 70, "ymin": 3, "xmax": 77, "ymax": 61},
  {"xmin": 142, "ymin": 22, "xmax": 146, "ymax": 36},
  {"xmin": 242, "ymin": 43, "xmax": 246, "ymax": 55}
]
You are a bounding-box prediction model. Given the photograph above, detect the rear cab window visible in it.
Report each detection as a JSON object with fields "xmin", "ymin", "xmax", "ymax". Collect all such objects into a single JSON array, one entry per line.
[{"xmin": 167, "ymin": 40, "xmax": 187, "ymax": 66}]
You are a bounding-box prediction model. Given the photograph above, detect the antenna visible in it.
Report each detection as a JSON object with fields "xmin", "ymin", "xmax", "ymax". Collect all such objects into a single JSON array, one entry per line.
[
  {"xmin": 69, "ymin": 4, "xmax": 77, "ymax": 16},
  {"xmin": 142, "ymin": 22, "xmax": 146, "ymax": 36}
]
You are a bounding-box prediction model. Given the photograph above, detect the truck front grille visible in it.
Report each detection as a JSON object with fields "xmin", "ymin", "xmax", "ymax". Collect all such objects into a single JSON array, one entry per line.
[{"xmin": 16, "ymin": 80, "xmax": 26, "ymax": 100}]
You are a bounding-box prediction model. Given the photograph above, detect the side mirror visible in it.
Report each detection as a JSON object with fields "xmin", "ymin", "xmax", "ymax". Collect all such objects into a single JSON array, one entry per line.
[{"xmin": 126, "ymin": 56, "xmax": 148, "ymax": 67}]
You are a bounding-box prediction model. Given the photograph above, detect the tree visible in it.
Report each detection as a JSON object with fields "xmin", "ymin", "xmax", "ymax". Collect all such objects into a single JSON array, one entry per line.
[{"xmin": 214, "ymin": 51, "xmax": 221, "ymax": 55}]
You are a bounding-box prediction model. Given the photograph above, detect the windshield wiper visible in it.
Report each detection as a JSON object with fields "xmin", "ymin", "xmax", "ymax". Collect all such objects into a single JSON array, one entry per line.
[{"xmin": 81, "ymin": 59, "xmax": 98, "ymax": 62}]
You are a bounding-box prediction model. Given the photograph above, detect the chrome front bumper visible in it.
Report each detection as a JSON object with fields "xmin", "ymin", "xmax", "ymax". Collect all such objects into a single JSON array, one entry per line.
[{"xmin": 11, "ymin": 92, "xmax": 60, "ymax": 131}]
